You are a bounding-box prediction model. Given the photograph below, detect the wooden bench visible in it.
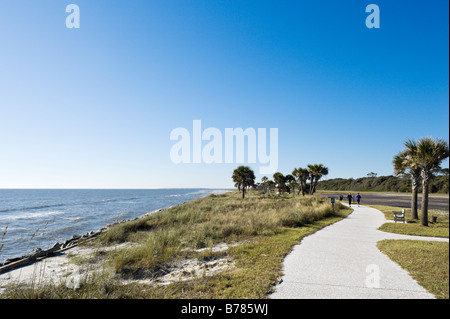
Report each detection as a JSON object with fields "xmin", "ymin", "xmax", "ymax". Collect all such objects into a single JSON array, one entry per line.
[{"xmin": 393, "ymin": 209, "xmax": 406, "ymax": 223}]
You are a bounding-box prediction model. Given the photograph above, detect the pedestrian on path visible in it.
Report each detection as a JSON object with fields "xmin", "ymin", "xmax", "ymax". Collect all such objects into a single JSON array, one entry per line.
[
  {"xmin": 356, "ymin": 193, "xmax": 362, "ymax": 207},
  {"xmin": 347, "ymin": 193, "xmax": 352, "ymax": 207}
]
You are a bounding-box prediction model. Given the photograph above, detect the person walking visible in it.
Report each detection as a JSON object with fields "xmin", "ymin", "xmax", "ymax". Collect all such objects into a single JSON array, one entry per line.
[
  {"xmin": 356, "ymin": 193, "xmax": 362, "ymax": 207},
  {"xmin": 347, "ymin": 193, "xmax": 352, "ymax": 207}
]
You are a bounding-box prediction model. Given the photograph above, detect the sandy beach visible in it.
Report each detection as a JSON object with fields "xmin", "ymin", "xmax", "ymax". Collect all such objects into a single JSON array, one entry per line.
[{"xmin": 0, "ymin": 238, "xmax": 238, "ymax": 294}]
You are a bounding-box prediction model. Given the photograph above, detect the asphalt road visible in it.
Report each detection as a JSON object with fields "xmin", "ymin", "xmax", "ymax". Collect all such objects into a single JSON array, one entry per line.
[{"xmin": 320, "ymin": 192, "xmax": 449, "ymax": 211}]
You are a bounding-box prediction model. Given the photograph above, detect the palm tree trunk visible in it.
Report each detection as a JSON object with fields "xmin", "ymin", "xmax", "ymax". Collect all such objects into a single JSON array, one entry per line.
[
  {"xmin": 411, "ymin": 189, "xmax": 418, "ymax": 220},
  {"xmin": 420, "ymin": 171, "xmax": 430, "ymax": 226},
  {"xmin": 297, "ymin": 179, "xmax": 302, "ymax": 195},
  {"xmin": 311, "ymin": 177, "xmax": 318, "ymax": 195},
  {"xmin": 411, "ymin": 175, "xmax": 420, "ymax": 220}
]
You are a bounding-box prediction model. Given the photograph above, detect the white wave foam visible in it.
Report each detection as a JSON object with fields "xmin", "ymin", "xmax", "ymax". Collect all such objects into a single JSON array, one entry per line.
[{"xmin": 0, "ymin": 211, "xmax": 64, "ymax": 221}]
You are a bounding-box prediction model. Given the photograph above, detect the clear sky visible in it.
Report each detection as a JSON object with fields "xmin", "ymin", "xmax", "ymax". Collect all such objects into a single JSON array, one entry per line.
[{"xmin": 0, "ymin": 0, "xmax": 448, "ymax": 189}]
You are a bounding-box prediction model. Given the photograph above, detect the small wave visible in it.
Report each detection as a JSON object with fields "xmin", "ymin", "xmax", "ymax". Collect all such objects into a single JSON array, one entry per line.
[
  {"xmin": 63, "ymin": 216, "xmax": 83, "ymax": 221},
  {"xmin": 0, "ymin": 211, "xmax": 64, "ymax": 221},
  {"xmin": 0, "ymin": 226, "xmax": 27, "ymax": 232},
  {"xmin": 94, "ymin": 197, "xmax": 139, "ymax": 204},
  {"xmin": 185, "ymin": 190, "xmax": 214, "ymax": 196}
]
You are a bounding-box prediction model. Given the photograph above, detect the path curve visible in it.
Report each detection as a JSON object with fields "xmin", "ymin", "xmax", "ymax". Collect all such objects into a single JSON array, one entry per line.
[{"xmin": 270, "ymin": 204, "xmax": 449, "ymax": 299}]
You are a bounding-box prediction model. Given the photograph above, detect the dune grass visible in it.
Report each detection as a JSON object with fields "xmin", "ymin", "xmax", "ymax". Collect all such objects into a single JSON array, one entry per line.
[{"xmin": 100, "ymin": 191, "xmax": 347, "ymax": 273}]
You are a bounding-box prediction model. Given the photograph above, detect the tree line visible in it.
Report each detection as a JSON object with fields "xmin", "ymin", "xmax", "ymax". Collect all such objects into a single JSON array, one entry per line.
[
  {"xmin": 232, "ymin": 164, "xmax": 329, "ymax": 199},
  {"xmin": 316, "ymin": 173, "xmax": 448, "ymax": 194}
]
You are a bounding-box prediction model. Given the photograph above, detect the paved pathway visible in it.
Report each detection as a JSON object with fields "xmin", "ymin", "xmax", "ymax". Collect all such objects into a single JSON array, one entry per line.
[{"xmin": 270, "ymin": 204, "xmax": 449, "ymax": 299}]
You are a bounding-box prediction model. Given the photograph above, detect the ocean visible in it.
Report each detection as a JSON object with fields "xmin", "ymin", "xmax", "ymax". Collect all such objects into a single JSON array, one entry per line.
[{"xmin": 0, "ymin": 189, "xmax": 226, "ymax": 263}]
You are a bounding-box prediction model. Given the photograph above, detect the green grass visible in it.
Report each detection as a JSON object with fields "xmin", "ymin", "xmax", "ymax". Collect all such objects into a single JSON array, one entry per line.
[
  {"xmin": 1, "ymin": 191, "xmax": 352, "ymax": 299},
  {"xmin": 377, "ymin": 240, "xmax": 449, "ymax": 299},
  {"xmin": 367, "ymin": 205, "xmax": 449, "ymax": 238},
  {"xmin": 372, "ymin": 204, "xmax": 449, "ymax": 299}
]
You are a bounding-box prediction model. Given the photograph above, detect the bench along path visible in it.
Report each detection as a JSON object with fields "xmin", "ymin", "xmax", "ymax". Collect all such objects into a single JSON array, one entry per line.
[{"xmin": 270, "ymin": 204, "xmax": 449, "ymax": 299}]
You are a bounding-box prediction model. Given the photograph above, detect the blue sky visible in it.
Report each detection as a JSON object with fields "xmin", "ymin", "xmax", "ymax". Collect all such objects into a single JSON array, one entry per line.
[{"xmin": 0, "ymin": 0, "xmax": 448, "ymax": 189}]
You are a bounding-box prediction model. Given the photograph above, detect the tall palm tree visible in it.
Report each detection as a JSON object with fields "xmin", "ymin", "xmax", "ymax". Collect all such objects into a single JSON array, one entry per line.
[
  {"xmin": 232, "ymin": 166, "xmax": 256, "ymax": 199},
  {"xmin": 285, "ymin": 174, "xmax": 295, "ymax": 195},
  {"xmin": 307, "ymin": 164, "xmax": 317, "ymax": 195},
  {"xmin": 393, "ymin": 150, "xmax": 421, "ymax": 220},
  {"xmin": 292, "ymin": 167, "xmax": 309, "ymax": 196},
  {"xmin": 405, "ymin": 137, "xmax": 449, "ymax": 226},
  {"xmin": 273, "ymin": 172, "xmax": 286, "ymax": 194},
  {"xmin": 261, "ymin": 176, "xmax": 269, "ymax": 194},
  {"xmin": 308, "ymin": 164, "xmax": 329, "ymax": 195}
]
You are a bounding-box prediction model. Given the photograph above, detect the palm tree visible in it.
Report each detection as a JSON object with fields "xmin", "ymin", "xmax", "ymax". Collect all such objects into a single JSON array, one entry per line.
[
  {"xmin": 261, "ymin": 176, "xmax": 269, "ymax": 194},
  {"xmin": 409, "ymin": 137, "xmax": 449, "ymax": 226},
  {"xmin": 292, "ymin": 167, "xmax": 309, "ymax": 196},
  {"xmin": 307, "ymin": 165, "xmax": 316, "ymax": 195},
  {"xmin": 232, "ymin": 166, "xmax": 256, "ymax": 199},
  {"xmin": 404, "ymin": 137, "xmax": 449, "ymax": 226},
  {"xmin": 267, "ymin": 180, "xmax": 275, "ymax": 194},
  {"xmin": 273, "ymin": 172, "xmax": 286, "ymax": 194},
  {"xmin": 285, "ymin": 174, "xmax": 295, "ymax": 195},
  {"xmin": 393, "ymin": 150, "xmax": 421, "ymax": 220},
  {"xmin": 308, "ymin": 164, "xmax": 329, "ymax": 195}
]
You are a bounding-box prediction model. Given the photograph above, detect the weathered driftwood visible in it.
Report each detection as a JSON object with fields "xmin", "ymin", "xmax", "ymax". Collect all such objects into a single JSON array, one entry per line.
[
  {"xmin": 0, "ymin": 243, "xmax": 61, "ymax": 275},
  {"xmin": 0, "ymin": 231, "xmax": 101, "ymax": 275}
]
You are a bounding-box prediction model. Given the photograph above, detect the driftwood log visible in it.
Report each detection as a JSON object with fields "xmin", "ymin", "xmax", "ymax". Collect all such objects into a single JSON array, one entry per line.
[{"xmin": 0, "ymin": 231, "xmax": 101, "ymax": 275}]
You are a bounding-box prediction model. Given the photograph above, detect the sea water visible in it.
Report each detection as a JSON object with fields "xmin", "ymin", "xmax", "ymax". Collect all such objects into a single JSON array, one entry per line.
[{"xmin": 0, "ymin": 189, "xmax": 226, "ymax": 262}]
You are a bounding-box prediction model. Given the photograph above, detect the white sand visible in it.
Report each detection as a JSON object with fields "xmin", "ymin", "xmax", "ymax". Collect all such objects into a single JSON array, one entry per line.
[{"xmin": 0, "ymin": 241, "xmax": 237, "ymax": 294}]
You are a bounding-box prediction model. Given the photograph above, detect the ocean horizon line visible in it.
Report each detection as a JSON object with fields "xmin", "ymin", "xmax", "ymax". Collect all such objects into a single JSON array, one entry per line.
[{"xmin": 0, "ymin": 187, "xmax": 234, "ymax": 191}]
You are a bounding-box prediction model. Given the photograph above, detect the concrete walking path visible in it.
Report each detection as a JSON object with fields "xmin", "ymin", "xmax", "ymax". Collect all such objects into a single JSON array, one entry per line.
[{"xmin": 270, "ymin": 204, "xmax": 449, "ymax": 299}]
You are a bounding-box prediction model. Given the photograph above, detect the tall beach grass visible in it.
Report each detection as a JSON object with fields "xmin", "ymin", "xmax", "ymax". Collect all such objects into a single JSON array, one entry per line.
[{"xmin": 99, "ymin": 191, "xmax": 340, "ymax": 274}]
